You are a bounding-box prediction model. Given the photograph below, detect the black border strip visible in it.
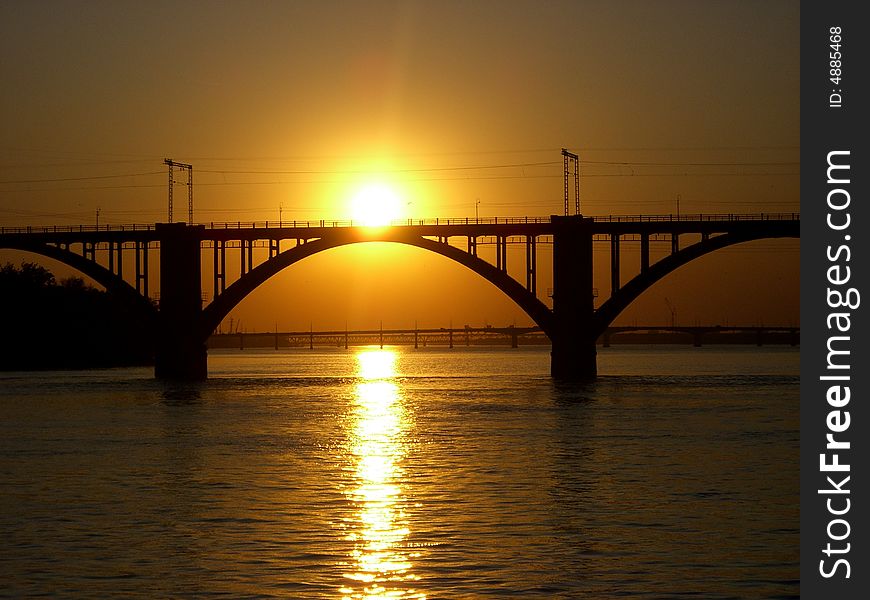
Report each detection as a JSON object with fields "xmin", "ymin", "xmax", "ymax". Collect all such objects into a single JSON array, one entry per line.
[{"xmin": 801, "ymin": 1, "xmax": 868, "ymax": 597}]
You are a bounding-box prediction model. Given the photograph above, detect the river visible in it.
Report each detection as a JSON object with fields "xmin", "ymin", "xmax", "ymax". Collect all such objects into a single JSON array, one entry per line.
[{"xmin": 0, "ymin": 345, "xmax": 798, "ymax": 598}]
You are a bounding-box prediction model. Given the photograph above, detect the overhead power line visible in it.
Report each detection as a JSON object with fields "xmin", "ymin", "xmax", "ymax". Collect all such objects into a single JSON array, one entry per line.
[
  {"xmin": 583, "ymin": 160, "xmax": 799, "ymax": 167},
  {"xmin": 196, "ymin": 161, "xmax": 560, "ymax": 176},
  {"xmin": 0, "ymin": 154, "xmax": 799, "ymax": 192},
  {"xmin": 0, "ymin": 171, "xmax": 163, "ymax": 184},
  {"xmin": 0, "ymin": 169, "xmax": 800, "ymax": 193}
]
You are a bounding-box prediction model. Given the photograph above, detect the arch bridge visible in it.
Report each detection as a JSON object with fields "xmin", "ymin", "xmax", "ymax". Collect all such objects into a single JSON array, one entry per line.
[{"xmin": 0, "ymin": 213, "xmax": 799, "ymax": 379}]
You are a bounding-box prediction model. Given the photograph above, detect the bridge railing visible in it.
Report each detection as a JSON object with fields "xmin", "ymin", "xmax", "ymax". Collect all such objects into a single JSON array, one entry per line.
[
  {"xmin": 203, "ymin": 216, "xmax": 553, "ymax": 229},
  {"xmin": 588, "ymin": 212, "xmax": 800, "ymax": 223},
  {"xmin": 190, "ymin": 213, "xmax": 801, "ymax": 229},
  {"xmin": 0, "ymin": 223, "xmax": 158, "ymax": 234},
  {"xmin": 0, "ymin": 213, "xmax": 799, "ymax": 234}
]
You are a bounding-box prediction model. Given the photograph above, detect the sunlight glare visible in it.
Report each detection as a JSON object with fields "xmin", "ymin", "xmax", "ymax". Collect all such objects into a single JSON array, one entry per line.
[
  {"xmin": 342, "ymin": 349, "xmax": 425, "ymax": 599},
  {"xmin": 357, "ymin": 349, "xmax": 397, "ymax": 380},
  {"xmin": 350, "ymin": 184, "xmax": 403, "ymax": 227}
]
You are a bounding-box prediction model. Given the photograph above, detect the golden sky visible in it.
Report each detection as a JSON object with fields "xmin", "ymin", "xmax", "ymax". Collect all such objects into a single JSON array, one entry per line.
[{"xmin": 0, "ymin": 1, "xmax": 799, "ymax": 331}]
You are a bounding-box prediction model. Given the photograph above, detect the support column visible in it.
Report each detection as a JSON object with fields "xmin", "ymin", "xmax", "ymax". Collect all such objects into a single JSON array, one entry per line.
[
  {"xmin": 142, "ymin": 242, "xmax": 149, "ymax": 297},
  {"xmin": 219, "ymin": 241, "xmax": 226, "ymax": 292},
  {"xmin": 155, "ymin": 223, "xmax": 207, "ymax": 379},
  {"xmin": 498, "ymin": 236, "xmax": 507, "ymax": 272},
  {"xmin": 610, "ymin": 233, "xmax": 620, "ymax": 294},
  {"xmin": 134, "ymin": 240, "xmax": 150, "ymax": 296},
  {"xmin": 550, "ymin": 215, "xmax": 596, "ymax": 379},
  {"xmin": 501, "ymin": 235, "xmax": 507, "ymax": 273},
  {"xmin": 212, "ymin": 240, "xmax": 227, "ymax": 299},
  {"xmin": 525, "ymin": 235, "xmax": 537, "ymax": 294},
  {"xmin": 135, "ymin": 241, "xmax": 144, "ymax": 294},
  {"xmin": 212, "ymin": 241, "xmax": 220, "ymax": 300},
  {"xmin": 640, "ymin": 234, "xmax": 650, "ymax": 273}
]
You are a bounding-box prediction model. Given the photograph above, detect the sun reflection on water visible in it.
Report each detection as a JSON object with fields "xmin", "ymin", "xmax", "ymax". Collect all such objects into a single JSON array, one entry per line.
[{"xmin": 341, "ymin": 349, "xmax": 425, "ymax": 600}]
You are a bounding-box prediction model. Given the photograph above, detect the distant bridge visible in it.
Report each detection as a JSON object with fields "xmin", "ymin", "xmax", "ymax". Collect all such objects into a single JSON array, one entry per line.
[
  {"xmin": 0, "ymin": 213, "xmax": 799, "ymax": 379},
  {"xmin": 213, "ymin": 325, "xmax": 539, "ymax": 350},
  {"xmin": 211, "ymin": 324, "xmax": 800, "ymax": 350},
  {"xmin": 601, "ymin": 325, "xmax": 799, "ymax": 347}
]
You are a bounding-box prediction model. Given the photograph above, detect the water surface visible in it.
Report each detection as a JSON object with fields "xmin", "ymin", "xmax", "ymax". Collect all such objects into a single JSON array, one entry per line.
[{"xmin": 0, "ymin": 346, "xmax": 799, "ymax": 598}]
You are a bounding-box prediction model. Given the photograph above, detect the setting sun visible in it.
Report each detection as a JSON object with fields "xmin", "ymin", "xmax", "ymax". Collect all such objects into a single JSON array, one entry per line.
[{"xmin": 349, "ymin": 183, "xmax": 403, "ymax": 227}]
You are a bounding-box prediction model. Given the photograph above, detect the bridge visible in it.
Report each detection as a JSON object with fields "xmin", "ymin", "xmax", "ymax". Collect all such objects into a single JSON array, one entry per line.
[
  {"xmin": 212, "ymin": 325, "xmax": 541, "ymax": 350},
  {"xmin": 212, "ymin": 324, "xmax": 800, "ymax": 350},
  {"xmin": 0, "ymin": 213, "xmax": 799, "ymax": 379},
  {"xmin": 601, "ymin": 325, "xmax": 800, "ymax": 347}
]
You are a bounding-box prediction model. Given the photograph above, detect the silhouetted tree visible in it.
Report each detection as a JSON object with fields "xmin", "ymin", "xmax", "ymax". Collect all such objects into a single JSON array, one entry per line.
[
  {"xmin": 1, "ymin": 261, "xmax": 55, "ymax": 288},
  {"xmin": 0, "ymin": 262, "xmax": 154, "ymax": 370}
]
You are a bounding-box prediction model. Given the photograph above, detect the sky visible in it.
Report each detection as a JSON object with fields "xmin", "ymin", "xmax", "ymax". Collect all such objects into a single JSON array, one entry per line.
[{"xmin": 0, "ymin": 0, "xmax": 800, "ymax": 331}]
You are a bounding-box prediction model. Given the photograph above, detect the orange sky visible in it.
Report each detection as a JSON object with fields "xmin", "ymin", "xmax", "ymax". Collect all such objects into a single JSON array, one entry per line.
[{"xmin": 0, "ymin": 1, "xmax": 799, "ymax": 331}]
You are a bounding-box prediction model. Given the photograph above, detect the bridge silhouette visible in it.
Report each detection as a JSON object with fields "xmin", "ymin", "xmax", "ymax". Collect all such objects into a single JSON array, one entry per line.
[
  {"xmin": 213, "ymin": 324, "xmax": 800, "ymax": 350},
  {"xmin": 0, "ymin": 213, "xmax": 799, "ymax": 379}
]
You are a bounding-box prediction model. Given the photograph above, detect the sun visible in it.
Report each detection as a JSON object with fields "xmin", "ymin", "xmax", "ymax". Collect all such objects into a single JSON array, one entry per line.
[{"xmin": 350, "ymin": 183, "xmax": 403, "ymax": 227}]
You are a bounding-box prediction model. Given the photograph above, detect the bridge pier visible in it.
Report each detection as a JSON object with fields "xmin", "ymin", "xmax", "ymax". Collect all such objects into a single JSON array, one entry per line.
[
  {"xmin": 552, "ymin": 342, "xmax": 597, "ymax": 379},
  {"xmin": 550, "ymin": 216, "xmax": 597, "ymax": 379},
  {"xmin": 154, "ymin": 224, "xmax": 208, "ymax": 380}
]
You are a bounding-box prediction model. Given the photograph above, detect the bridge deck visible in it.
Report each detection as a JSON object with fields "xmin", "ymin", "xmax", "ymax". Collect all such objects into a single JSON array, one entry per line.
[{"xmin": 0, "ymin": 213, "xmax": 800, "ymax": 243}]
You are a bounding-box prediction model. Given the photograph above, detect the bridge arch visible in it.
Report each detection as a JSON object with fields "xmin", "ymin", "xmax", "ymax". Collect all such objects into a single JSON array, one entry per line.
[
  {"xmin": 591, "ymin": 232, "xmax": 797, "ymax": 339},
  {"xmin": 200, "ymin": 232, "xmax": 554, "ymax": 340},
  {"xmin": 0, "ymin": 241, "xmax": 157, "ymax": 321}
]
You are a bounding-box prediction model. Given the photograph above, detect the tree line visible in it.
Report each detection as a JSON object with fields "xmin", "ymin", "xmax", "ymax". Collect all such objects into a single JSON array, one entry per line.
[{"xmin": 0, "ymin": 262, "xmax": 154, "ymax": 370}]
